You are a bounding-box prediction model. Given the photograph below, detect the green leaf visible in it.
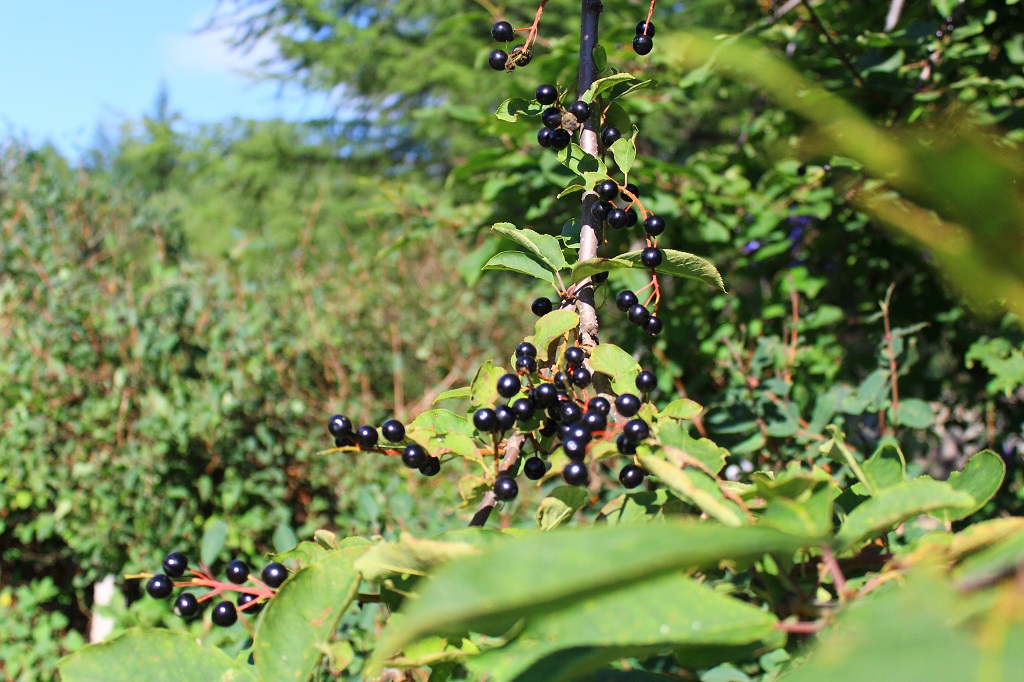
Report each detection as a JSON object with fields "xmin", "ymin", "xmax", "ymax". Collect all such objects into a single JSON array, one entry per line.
[
  {"xmin": 254, "ymin": 546, "xmax": 364, "ymax": 682},
  {"xmin": 354, "ymin": 533, "xmax": 482, "ymax": 581},
  {"xmin": 835, "ymin": 478, "xmax": 975, "ymax": 552},
  {"xmin": 615, "ymin": 249, "xmax": 726, "ymax": 291},
  {"xmin": 557, "ymin": 183, "xmax": 586, "ymax": 198},
  {"xmin": 463, "ymin": 572, "xmax": 780, "ymax": 682},
  {"xmin": 940, "ymin": 450, "xmax": 1006, "ymax": 522},
  {"xmin": 491, "ymin": 223, "xmax": 567, "ymax": 270},
  {"xmin": 758, "ymin": 485, "xmax": 834, "ymax": 538},
  {"xmin": 369, "ymin": 521, "xmax": 806, "ymax": 672},
  {"xmin": 200, "ymin": 518, "xmax": 228, "ymax": 567},
  {"xmin": 536, "ymin": 486, "xmax": 589, "ymax": 530},
  {"xmin": 433, "ymin": 386, "xmax": 471, "ymax": 404},
  {"xmin": 581, "ymin": 72, "xmax": 637, "ymax": 103},
  {"xmin": 571, "ymin": 257, "xmax": 635, "ymax": 282},
  {"xmin": 953, "ymin": 526, "xmax": 1024, "ymax": 588},
  {"xmin": 533, "ymin": 309, "xmax": 580, "ymax": 362},
  {"xmin": 408, "ymin": 410, "xmax": 474, "ymax": 438},
  {"xmin": 609, "ymin": 136, "xmax": 636, "ymax": 174},
  {"xmin": 637, "ymin": 451, "xmax": 747, "ymax": 526},
  {"xmin": 483, "ymin": 251, "xmax": 555, "ymax": 283},
  {"xmin": 894, "ymin": 398, "xmax": 935, "ymax": 429},
  {"xmin": 58, "ymin": 629, "xmax": 256, "ymax": 682},
  {"xmin": 469, "ymin": 360, "xmax": 506, "ymax": 409},
  {"xmin": 555, "ymin": 142, "xmax": 608, "ymax": 177},
  {"xmin": 589, "ymin": 343, "xmax": 641, "ymax": 394},
  {"xmin": 660, "ymin": 399, "xmax": 703, "ymax": 420},
  {"xmin": 854, "ymin": 442, "xmax": 906, "ymax": 495},
  {"xmin": 495, "ymin": 97, "xmax": 542, "ymax": 122}
]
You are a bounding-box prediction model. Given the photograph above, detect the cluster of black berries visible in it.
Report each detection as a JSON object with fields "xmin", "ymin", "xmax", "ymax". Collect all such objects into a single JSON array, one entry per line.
[
  {"xmin": 472, "ymin": 341, "xmax": 653, "ymax": 496},
  {"xmin": 534, "ymin": 83, "xmax": 593, "ymax": 152},
  {"xmin": 614, "ymin": 289, "xmax": 662, "ymax": 336},
  {"xmin": 328, "ymin": 414, "xmax": 441, "ymax": 477},
  {"xmin": 144, "ymin": 552, "xmax": 288, "ymax": 627},
  {"xmin": 591, "ymin": 180, "xmax": 666, "ymax": 241},
  {"xmin": 633, "ymin": 20, "xmax": 655, "ymax": 56},
  {"xmin": 489, "ymin": 21, "xmax": 532, "ymax": 71}
]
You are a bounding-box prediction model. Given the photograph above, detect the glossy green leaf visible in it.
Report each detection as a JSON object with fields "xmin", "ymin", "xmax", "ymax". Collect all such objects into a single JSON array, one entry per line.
[
  {"xmin": 536, "ymin": 486, "xmax": 589, "ymax": 530},
  {"xmin": 58, "ymin": 629, "xmax": 256, "ymax": 682},
  {"xmin": 581, "ymin": 72, "xmax": 637, "ymax": 103},
  {"xmin": 354, "ymin": 533, "xmax": 481, "ymax": 581},
  {"xmin": 638, "ymin": 451, "xmax": 747, "ymax": 526},
  {"xmin": 495, "ymin": 97, "xmax": 542, "ymax": 122},
  {"xmin": 609, "ymin": 136, "xmax": 636, "ymax": 174},
  {"xmin": 656, "ymin": 427, "xmax": 729, "ymax": 474},
  {"xmin": 200, "ymin": 518, "xmax": 228, "ymax": 567},
  {"xmin": 758, "ymin": 485, "xmax": 834, "ymax": 538},
  {"xmin": 469, "ymin": 360, "xmax": 506, "ymax": 409},
  {"xmin": 941, "ymin": 449, "xmax": 1006, "ymax": 522},
  {"xmin": 483, "ymin": 251, "xmax": 555, "ymax": 283},
  {"xmin": 463, "ymin": 572, "xmax": 780, "ymax": 682},
  {"xmin": 555, "ymin": 142, "xmax": 607, "ymax": 177},
  {"xmin": 598, "ymin": 490, "xmax": 681, "ymax": 525},
  {"xmin": 571, "ymin": 257, "xmax": 635, "ymax": 282},
  {"xmin": 660, "ymin": 399, "xmax": 703, "ymax": 420},
  {"xmin": 835, "ymin": 478, "xmax": 975, "ymax": 552},
  {"xmin": 433, "ymin": 386, "xmax": 471, "ymax": 404},
  {"xmin": 491, "ymin": 223, "xmax": 567, "ymax": 270},
  {"xmin": 533, "ymin": 309, "xmax": 579, "ymax": 361},
  {"xmin": 369, "ymin": 521, "xmax": 807, "ymax": 671},
  {"xmin": 254, "ymin": 546, "xmax": 364, "ymax": 682},
  {"xmin": 589, "ymin": 343, "xmax": 641, "ymax": 394},
  {"xmin": 615, "ymin": 249, "xmax": 726, "ymax": 291}
]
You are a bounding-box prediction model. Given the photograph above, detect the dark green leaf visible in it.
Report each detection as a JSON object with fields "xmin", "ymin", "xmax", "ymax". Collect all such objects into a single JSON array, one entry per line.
[
  {"xmin": 495, "ymin": 97, "xmax": 542, "ymax": 122},
  {"xmin": 615, "ymin": 249, "xmax": 726, "ymax": 291},
  {"xmin": 589, "ymin": 343, "xmax": 641, "ymax": 394},
  {"xmin": 941, "ymin": 450, "xmax": 1006, "ymax": 522},
  {"xmin": 491, "ymin": 223, "xmax": 567, "ymax": 270},
  {"xmin": 483, "ymin": 251, "xmax": 555, "ymax": 283}
]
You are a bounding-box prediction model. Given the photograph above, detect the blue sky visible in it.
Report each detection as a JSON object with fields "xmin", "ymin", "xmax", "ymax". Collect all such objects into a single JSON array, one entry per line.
[{"xmin": 0, "ymin": 2, "xmax": 332, "ymax": 155}]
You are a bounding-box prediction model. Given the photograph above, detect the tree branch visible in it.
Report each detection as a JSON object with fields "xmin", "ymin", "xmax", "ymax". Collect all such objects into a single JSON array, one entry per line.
[
  {"xmin": 575, "ymin": 0, "xmax": 602, "ymax": 349},
  {"xmin": 468, "ymin": 433, "xmax": 526, "ymax": 527}
]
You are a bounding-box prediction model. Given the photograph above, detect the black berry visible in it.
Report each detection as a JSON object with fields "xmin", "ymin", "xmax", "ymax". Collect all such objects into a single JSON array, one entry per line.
[
  {"xmin": 563, "ymin": 438, "xmax": 587, "ymax": 460},
  {"xmin": 497, "ymin": 373, "xmax": 522, "ymax": 398},
  {"xmin": 355, "ymin": 425, "xmax": 379, "ymax": 449},
  {"xmin": 601, "ymin": 127, "xmax": 621, "ymax": 147},
  {"xmin": 492, "ymin": 20, "xmax": 515, "ymax": 42},
  {"xmin": 568, "ymin": 100, "xmax": 591, "ymax": 121},
  {"xmin": 535, "ymin": 83, "xmax": 558, "ymax": 104},
  {"xmin": 488, "ymin": 49, "xmax": 508, "ymax": 70},
  {"xmin": 238, "ymin": 591, "xmax": 263, "ymax": 614},
  {"xmin": 516, "ymin": 355, "xmax": 538, "ymax": 374},
  {"xmin": 616, "ymin": 393, "xmax": 642, "ymax": 417},
  {"xmin": 592, "ymin": 200, "xmax": 613, "ymax": 221},
  {"xmin": 225, "ymin": 559, "xmax": 250, "ymax": 585},
  {"xmin": 619, "ymin": 464, "xmax": 646, "ymax": 489},
  {"xmin": 588, "ymin": 396, "xmax": 612, "ymax": 415},
  {"xmin": 473, "ymin": 408, "xmax": 499, "ymax": 433},
  {"xmin": 533, "ymin": 383, "xmax": 558, "ymax": 408},
  {"xmin": 540, "ymin": 420, "xmax": 558, "ymax": 436},
  {"xmin": 494, "ymin": 405, "xmax": 516, "ymax": 432},
  {"xmin": 146, "ymin": 574, "xmax": 173, "ymax": 599},
  {"xmin": 627, "ymin": 304, "xmax": 650, "ymax": 326},
  {"xmin": 633, "ymin": 34, "xmax": 654, "ymax": 55},
  {"xmin": 163, "ymin": 552, "xmax": 188, "ymax": 578},
  {"xmin": 622, "ymin": 183, "xmax": 640, "ymax": 201},
  {"xmin": 560, "ymin": 401, "xmax": 583, "ymax": 424},
  {"xmin": 643, "ymin": 215, "xmax": 665, "ymax": 236},
  {"xmin": 607, "ymin": 208, "xmax": 628, "ymax": 229},
  {"xmin": 173, "ymin": 592, "xmax": 199, "ymax": 619},
  {"xmin": 419, "ymin": 456, "xmax": 442, "ymax": 476},
  {"xmin": 328, "ymin": 414, "xmax": 353, "ymax": 437},
  {"xmin": 512, "ymin": 397, "xmax": 535, "ymax": 422},
  {"xmin": 537, "ymin": 128, "xmax": 553, "ymax": 147},
  {"xmin": 541, "ymin": 107, "xmax": 562, "ymax": 129},
  {"xmin": 212, "ymin": 601, "xmax": 238, "ymax": 627},
  {"xmin": 402, "ymin": 443, "xmax": 428, "ymax": 469},
  {"xmin": 636, "ymin": 370, "xmax": 657, "ymax": 393},
  {"xmin": 571, "ymin": 367, "xmax": 592, "ymax": 388},
  {"xmin": 510, "ymin": 45, "xmax": 532, "ymax": 66},
  {"xmin": 640, "ymin": 247, "xmax": 663, "ymax": 268},
  {"xmin": 552, "ymin": 371, "xmax": 569, "ymax": 390},
  {"xmin": 615, "ymin": 290, "xmax": 639, "ymax": 311},
  {"xmin": 335, "ymin": 434, "xmax": 355, "ymax": 448},
  {"xmin": 635, "ymin": 20, "xmax": 656, "ymax": 37},
  {"xmin": 563, "ymin": 461, "xmax": 589, "ymax": 486},
  {"xmin": 565, "ymin": 346, "xmax": 585, "ymax": 366},
  {"xmin": 381, "ymin": 419, "xmax": 406, "ymax": 443},
  {"xmin": 261, "ymin": 563, "xmax": 288, "ymax": 588},
  {"xmin": 624, "ymin": 208, "xmax": 638, "ymax": 227},
  {"xmin": 531, "ymin": 297, "xmax": 553, "ymax": 316},
  {"xmin": 567, "ymin": 424, "xmax": 591, "ymax": 444},
  {"xmin": 549, "ymin": 129, "xmax": 571, "ymax": 150},
  {"xmin": 583, "ymin": 410, "xmax": 607, "ymax": 433},
  {"xmin": 494, "ymin": 476, "xmax": 519, "ymax": 501},
  {"xmin": 643, "ymin": 316, "xmax": 664, "ymax": 336},
  {"xmin": 593, "ymin": 271, "xmax": 609, "ymax": 284},
  {"xmin": 623, "ymin": 418, "xmax": 651, "ymax": 443},
  {"xmin": 515, "ymin": 342, "xmax": 537, "ymax": 358},
  {"xmin": 524, "ymin": 456, "xmax": 547, "ymax": 480},
  {"xmin": 616, "ymin": 433, "xmax": 637, "ymax": 455},
  {"xmin": 596, "ymin": 179, "xmax": 619, "ymax": 201}
]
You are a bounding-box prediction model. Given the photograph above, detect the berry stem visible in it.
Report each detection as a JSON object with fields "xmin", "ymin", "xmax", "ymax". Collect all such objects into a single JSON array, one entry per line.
[
  {"xmin": 574, "ymin": 0, "xmax": 603, "ymax": 349},
  {"xmin": 516, "ymin": 0, "xmax": 549, "ymax": 50}
]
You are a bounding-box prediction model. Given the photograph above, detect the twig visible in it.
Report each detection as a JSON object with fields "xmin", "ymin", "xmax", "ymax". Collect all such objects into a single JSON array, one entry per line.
[
  {"xmin": 799, "ymin": 0, "xmax": 865, "ymax": 88},
  {"xmin": 880, "ymin": 284, "xmax": 900, "ymax": 431},
  {"xmin": 820, "ymin": 545, "xmax": 849, "ymax": 602},
  {"xmin": 468, "ymin": 433, "xmax": 526, "ymax": 527}
]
